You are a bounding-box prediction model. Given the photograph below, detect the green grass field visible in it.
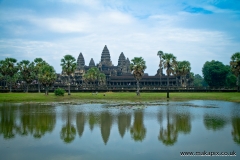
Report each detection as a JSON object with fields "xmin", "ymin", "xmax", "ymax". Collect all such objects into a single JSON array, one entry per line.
[{"xmin": 0, "ymin": 92, "xmax": 239, "ymax": 103}]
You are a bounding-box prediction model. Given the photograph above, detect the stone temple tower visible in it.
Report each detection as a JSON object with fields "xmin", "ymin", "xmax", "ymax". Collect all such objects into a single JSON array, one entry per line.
[
  {"xmin": 89, "ymin": 58, "xmax": 95, "ymax": 67},
  {"xmin": 117, "ymin": 52, "xmax": 131, "ymax": 74},
  {"xmin": 100, "ymin": 45, "xmax": 112, "ymax": 66},
  {"xmin": 77, "ymin": 52, "xmax": 85, "ymax": 70}
]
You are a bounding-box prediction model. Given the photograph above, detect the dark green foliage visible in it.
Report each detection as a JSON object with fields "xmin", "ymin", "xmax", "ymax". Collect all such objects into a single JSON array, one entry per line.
[
  {"xmin": 0, "ymin": 58, "xmax": 19, "ymax": 92},
  {"xmin": 54, "ymin": 88, "xmax": 65, "ymax": 96},
  {"xmin": 38, "ymin": 64, "xmax": 57, "ymax": 95},
  {"xmin": 194, "ymin": 74, "xmax": 207, "ymax": 87},
  {"xmin": 18, "ymin": 60, "xmax": 36, "ymax": 92},
  {"xmin": 202, "ymin": 60, "xmax": 229, "ymax": 88},
  {"xmin": 226, "ymin": 74, "xmax": 237, "ymax": 88},
  {"xmin": 83, "ymin": 67, "xmax": 106, "ymax": 86}
]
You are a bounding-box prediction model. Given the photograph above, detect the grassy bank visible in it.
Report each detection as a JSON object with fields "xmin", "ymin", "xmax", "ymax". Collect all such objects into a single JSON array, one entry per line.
[{"xmin": 0, "ymin": 92, "xmax": 240, "ymax": 103}]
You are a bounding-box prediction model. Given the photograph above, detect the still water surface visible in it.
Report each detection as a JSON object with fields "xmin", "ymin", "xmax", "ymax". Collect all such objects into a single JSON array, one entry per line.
[{"xmin": 0, "ymin": 100, "xmax": 240, "ymax": 160}]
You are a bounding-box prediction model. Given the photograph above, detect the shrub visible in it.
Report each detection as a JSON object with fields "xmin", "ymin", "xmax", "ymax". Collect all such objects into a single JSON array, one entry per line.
[{"xmin": 54, "ymin": 88, "xmax": 65, "ymax": 96}]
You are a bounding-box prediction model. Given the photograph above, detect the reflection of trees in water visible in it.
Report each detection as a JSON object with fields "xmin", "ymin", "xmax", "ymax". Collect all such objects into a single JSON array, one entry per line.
[
  {"xmin": 60, "ymin": 108, "xmax": 76, "ymax": 144},
  {"xmin": 100, "ymin": 111, "xmax": 113, "ymax": 145},
  {"xmin": 158, "ymin": 108, "xmax": 191, "ymax": 146},
  {"xmin": 18, "ymin": 105, "xmax": 56, "ymax": 138},
  {"xmin": 130, "ymin": 111, "xmax": 146, "ymax": 142},
  {"xmin": 175, "ymin": 113, "xmax": 191, "ymax": 134},
  {"xmin": 0, "ymin": 104, "xmax": 56, "ymax": 139},
  {"xmin": 232, "ymin": 116, "xmax": 240, "ymax": 145},
  {"xmin": 76, "ymin": 112, "xmax": 85, "ymax": 137},
  {"xmin": 0, "ymin": 105, "xmax": 18, "ymax": 139},
  {"xmin": 203, "ymin": 114, "xmax": 227, "ymax": 131},
  {"xmin": 118, "ymin": 112, "xmax": 131, "ymax": 138},
  {"xmin": 158, "ymin": 108, "xmax": 177, "ymax": 146}
]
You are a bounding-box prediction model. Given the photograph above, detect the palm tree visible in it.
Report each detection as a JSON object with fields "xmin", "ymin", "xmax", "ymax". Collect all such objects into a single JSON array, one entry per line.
[
  {"xmin": 83, "ymin": 67, "xmax": 99, "ymax": 89},
  {"xmin": 230, "ymin": 52, "xmax": 240, "ymax": 92},
  {"xmin": 178, "ymin": 61, "xmax": 191, "ymax": 87},
  {"xmin": 157, "ymin": 51, "xmax": 164, "ymax": 86},
  {"xmin": 162, "ymin": 53, "xmax": 177, "ymax": 98},
  {"xmin": 130, "ymin": 57, "xmax": 147, "ymax": 96},
  {"xmin": 98, "ymin": 73, "xmax": 106, "ymax": 86},
  {"xmin": 38, "ymin": 64, "xmax": 57, "ymax": 95},
  {"xmin": 83, "ymin": 67, "xmax": 106, "ymax": 90},
  {"xmin": 61, "ymin": 55, "xmax": 77, "ymax": 95},
  {"xmin": 0, "ymin": 58, "xmax": 19, "ymax": 92},
  {"xmin": 18, "ymin": 60, "xmax": 36, "ymax": 93},
  {"xmin": 34, "ymin": 58, "xmax": 47, "ymax": 93}
]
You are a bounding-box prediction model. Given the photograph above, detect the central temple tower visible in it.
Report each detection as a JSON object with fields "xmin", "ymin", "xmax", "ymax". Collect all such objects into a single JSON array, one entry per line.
[{"xmin": 100, "ymin": 45, "xmax": 113, "ymax": 66}]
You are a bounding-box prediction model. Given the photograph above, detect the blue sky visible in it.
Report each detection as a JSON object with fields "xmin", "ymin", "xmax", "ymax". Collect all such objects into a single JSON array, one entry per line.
[{"xmin": 0, "ymin": 0, "xmax": 239, "ymax": 75}]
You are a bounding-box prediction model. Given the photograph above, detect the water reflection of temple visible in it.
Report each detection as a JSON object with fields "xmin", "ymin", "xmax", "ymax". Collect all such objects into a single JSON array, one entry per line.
[{"xmin": 1, "ymin": 104, "xmax": 239, "ymax": 146}]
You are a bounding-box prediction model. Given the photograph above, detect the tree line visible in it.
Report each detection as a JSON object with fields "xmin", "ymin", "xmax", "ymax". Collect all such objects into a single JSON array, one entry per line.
[{"xmin": 0, "ymin": 52, "xmax": 239, "ymax": 95}]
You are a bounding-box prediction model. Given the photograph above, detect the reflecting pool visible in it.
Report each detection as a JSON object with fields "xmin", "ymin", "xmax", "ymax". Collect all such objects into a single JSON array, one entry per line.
[{"xmin": 0, "ymin": 100, "xmax": 240, "ymax": 160}]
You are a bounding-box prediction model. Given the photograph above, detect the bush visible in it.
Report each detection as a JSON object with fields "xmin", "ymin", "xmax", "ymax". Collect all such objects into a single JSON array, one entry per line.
[{"xmin": 54, "ymin": 88, "xmax": 65, "ymax": 96}]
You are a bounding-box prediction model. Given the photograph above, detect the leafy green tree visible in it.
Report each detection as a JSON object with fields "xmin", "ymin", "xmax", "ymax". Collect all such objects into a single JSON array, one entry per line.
[
  {"xmin": 0, "ymin": 58, "xmax": 19, "ymax": 92},
  {"xmin": 230, "ymin": 52, "xmax": 240, "ymax": 91},
  {"xmin": 61, "ymin": 55, "xmax": 77, "ymax": 95},
  {"xmin": 98, "ymin": 73, "xmax": 106, "ymax": 85},
  {"xmin": 187, "ymin": 72, "xmax": 194, "ymax": 87},
  {"xmin": 84, "ymin": 67, "xmax": 99, "ymax": 85},
  {"xmin": 83, "ymin": 67, "xmax": 106, "ymax": 88},
  {"xmin": 178, "ymin": 61, "xmax": 191, "ymax": 87},
  {"xmin": 34, "ymin": 58, "xmax": 47, "ymax": 93},
  {"xmin": 18, "ymin": 60, "xmax": 36, "ymax": 93},
  {"xmin": 202, "ymin": 60, "xmax": 228, "ymax": 88},
  {"xmin": 161, "ymin": 53, "xmax": 177, "ymax": 98},
  {"xmin": 225, "ymin": 65, "xmax": 237, "ymax": 88},
  {"xmin": 226, "ymin": 74, "xmax": 237, "ymax": 88},
  {"xmin": 157, "ymin": 51, "xmax": 164, "ymax": 86},
  {"xmin": 38, "ymin": 64, "xmax": 57, "ymax": 95},
  {"xmin": 130, "ymin": 57, "xmax": 147, "ymax": 96}
]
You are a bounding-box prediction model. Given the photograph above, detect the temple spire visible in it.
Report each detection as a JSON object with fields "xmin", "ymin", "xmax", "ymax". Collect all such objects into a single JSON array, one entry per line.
[
  {"xmin": 89, "ymin": 58, "xmax": 95, "ymax": 67},
  {"xmin": 77, "ymin": 52, "xmax": 85, "ymax": 69},
  {"xmin": 100, "ymin": 45, "xmax": 112, "ymax": 66}
]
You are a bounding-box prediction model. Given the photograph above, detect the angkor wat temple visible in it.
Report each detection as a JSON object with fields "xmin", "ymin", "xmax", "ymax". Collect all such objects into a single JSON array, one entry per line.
[
  {"xmin": 56, "ymin": 45, "xmax": 190, "ymax": 91},
  {"xmin": 0, "ymin": 45, "xmax": 193, "ymax": 91}
]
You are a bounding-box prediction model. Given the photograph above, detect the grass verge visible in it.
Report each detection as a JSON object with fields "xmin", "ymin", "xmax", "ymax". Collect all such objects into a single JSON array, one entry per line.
[{"xmin": 0, "ymin": 92, "xmax": 239, "ymax": 103}]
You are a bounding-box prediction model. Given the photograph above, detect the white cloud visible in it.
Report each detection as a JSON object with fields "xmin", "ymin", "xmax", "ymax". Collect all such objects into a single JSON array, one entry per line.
[{"xmin": 0, "ymin": 0, "xmax": 239, "ymax": 76}]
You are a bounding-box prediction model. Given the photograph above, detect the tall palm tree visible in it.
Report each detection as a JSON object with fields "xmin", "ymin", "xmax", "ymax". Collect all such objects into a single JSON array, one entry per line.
[
  {"xmin": 18, "ymin": 60, "xmax": 36, "ymax": 93},
  {"xmin": 38, "ymin": 64, "xmax": 57, "ymax": 95},
  {"xmin": 34, "ymin": 58, "xmax": 47, "ymax": 93},
  {"xmin": 98, "ymin": 73, "xmax": 106, "ymax": 86},
  {"xmin": 61, "ymin": 55, "xmax": 77, "ymax": 95},
  {"xmin": 162, "ymin": 53, "xmax": 177, "ymax": 98},
  {"xmin": 178, "ymin": 61, "xmax": 191, "ymax": 87},
  {"xmin": 130, "ymin": 57, "xmax": 147, "ymax": 96},
  {"xmin": 157, "ymin": 51, "xmax": 164, "ymax": 86},
  {"xmin": 83, "ymin": 67, "xmax": 99, "ymax": 88},
  {"xmin": 0, "ymin": 58, "xmax": 19, "ymax": 92},
  {"xmin": 230, "ymin": 52, "xmax": 240, "ymax": 92}
]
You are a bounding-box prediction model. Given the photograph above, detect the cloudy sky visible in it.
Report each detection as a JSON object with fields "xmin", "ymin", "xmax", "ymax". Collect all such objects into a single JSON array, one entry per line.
[{"xmin": 0, "ymin": 0, "xmax": 239, "ymax": 76}]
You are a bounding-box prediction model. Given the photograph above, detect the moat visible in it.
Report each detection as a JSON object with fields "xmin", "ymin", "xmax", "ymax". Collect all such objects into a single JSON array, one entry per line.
[{"xmin": 0, "ymin": 100, "xmax": 240, "ymax": 160}]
